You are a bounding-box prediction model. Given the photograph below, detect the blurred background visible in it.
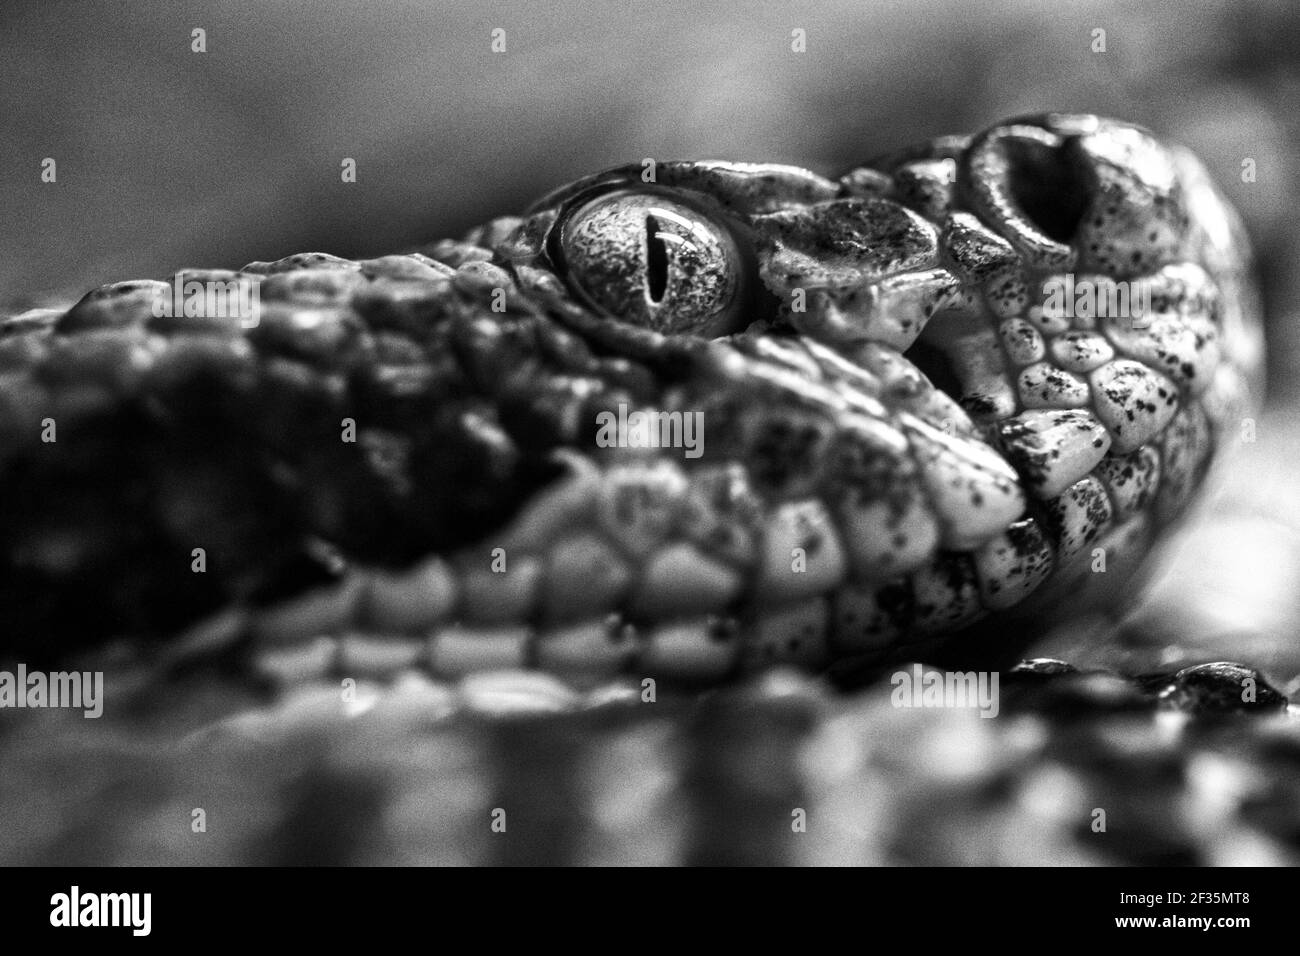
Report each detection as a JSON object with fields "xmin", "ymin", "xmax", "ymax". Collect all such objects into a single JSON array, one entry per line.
[{"xmin": 2, "ymin": 0, "xmax": 1299, "ymax": 865}]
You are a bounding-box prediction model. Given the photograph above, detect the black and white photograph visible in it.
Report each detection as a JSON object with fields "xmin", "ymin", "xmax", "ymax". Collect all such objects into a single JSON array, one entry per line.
[{"xmin": 0, "ymin": 0, "xmax": 1297, "ymax": 921}]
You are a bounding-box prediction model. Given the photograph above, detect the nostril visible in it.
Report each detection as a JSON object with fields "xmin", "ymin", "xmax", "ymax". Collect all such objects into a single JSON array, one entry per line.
[
  {"xmin": 1004, "ymin": 137, "xmax": 1091, "ymax": 244},
  {"xmin": 961, "ymin": 123, "xmax": 1091, "ymax": 271}
]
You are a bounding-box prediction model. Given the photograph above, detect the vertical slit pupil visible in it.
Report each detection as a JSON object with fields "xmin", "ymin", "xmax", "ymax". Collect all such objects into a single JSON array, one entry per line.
[{"xmin": 644, "ymin": 214, "xmax": 669, "ymax": 303}]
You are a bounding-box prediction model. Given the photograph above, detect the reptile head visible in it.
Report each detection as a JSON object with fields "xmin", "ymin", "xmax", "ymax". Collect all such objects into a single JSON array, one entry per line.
[
  {"xmin": 388, "ymin": 113, "xmax": 1260, "ymax": 670},
  {"xmin": 0, "ymin": 114, "xmax": 1263, "ymax": 683}
]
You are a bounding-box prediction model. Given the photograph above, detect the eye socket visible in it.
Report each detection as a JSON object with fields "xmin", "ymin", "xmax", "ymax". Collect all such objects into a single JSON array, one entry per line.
[{"xmin": 554, "ymin": 190, "xmax": 747, "ymax": 337}]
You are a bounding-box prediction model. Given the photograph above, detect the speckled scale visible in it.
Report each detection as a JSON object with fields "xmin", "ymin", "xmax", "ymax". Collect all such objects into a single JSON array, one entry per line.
[
  {"xmin": 1073, "ymin": 126, "xmax": 1190, "ymax": 278},
  {"xmin": 984, "ymin": 267, "xmax": 1030, "ymax": 319},
  {"xmin": 911, "ymin": 552, "xmax": 985, "ymax": 635},
  {"xmin": 754, "ymin": 197, "xmax": 941, "ymax": 290},
  {"xmin": 997, "ymin": 408, "xmax": 1112, "ymax": 499},
  {"xmin": 972, "ymin": 517, "xmax": 1055, "ymax": 610},
  {"xmin": 999, "ymin": 318, "xmax": 1046, "ymax": 366},
  {"xmin": 703, "ymin": 390, "xmax": 839, "ymax": 500},
  {"xmin": 1017, "ymin": 361, "xmax": 1091, "ymax": 409},
  {"xmin": 1088, "ymin": 359, "xmax": 1180, "ymax": 454},
  {"xmin": 1043, "ymin": 475, "xmax": 1114, "ymax": 565},
  {"xmin": 941, "ymin": 212, "xmax": 1019, "ymax": 285},
  {"xmin": 1049, "ymin": 331, "xmax": 1114, "ymax": 373},
  {"xmin": 821, "ymin": 416, "xmax": 941, "ymax": 578},
  {"xmin": 888, "ymin": 158, "xmax": 957, "ymax": 221},
  {"xmin": 1102, "ymin": 309, "xmax": 1220, "ymax": 394},
  {"xmin": 901, "ymin": 414, "xmax": 1026, "ymax": 550},
  {"xmin": 1093, "ymin": 445, "xmax": 1162, "ymax": 521}
]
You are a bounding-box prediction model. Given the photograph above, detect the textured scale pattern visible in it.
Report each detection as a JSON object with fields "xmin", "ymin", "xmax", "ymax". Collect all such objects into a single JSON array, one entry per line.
[
  {"xmin": 0, "ymin": 114, "xmax": 1284, "ymax": 867},
  {"xmin": 0, "ymin": 114, "xmax": 1261, "ymax": 691}
]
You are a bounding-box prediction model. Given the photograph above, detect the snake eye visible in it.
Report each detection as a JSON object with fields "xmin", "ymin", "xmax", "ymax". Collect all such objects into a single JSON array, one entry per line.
[{"xmin": 554, "ymin": 190, "xmax": 747, "ymax": 337}]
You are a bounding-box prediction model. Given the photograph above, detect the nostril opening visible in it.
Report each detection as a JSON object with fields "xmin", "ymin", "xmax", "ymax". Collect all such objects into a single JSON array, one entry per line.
[
  {"xmin": 1004, "ymin": 137, "xmax": 1090, "ymax": 243},
  {"xmin": 644, "ymin": 215, "xmax": 669, "ymax": 303}
]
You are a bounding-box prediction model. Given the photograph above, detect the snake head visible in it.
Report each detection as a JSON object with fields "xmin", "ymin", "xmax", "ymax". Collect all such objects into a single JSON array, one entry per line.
[
  {"xmin": 0, "ymin": 114, "xmax": 1264, "ymax": 679},
  {"xmin": 419, "ymin": 113, "xmax": 1263, "ymax": 668}
]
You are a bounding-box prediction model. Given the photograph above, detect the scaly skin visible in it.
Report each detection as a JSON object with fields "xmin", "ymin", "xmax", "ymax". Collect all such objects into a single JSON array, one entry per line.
[
  {"xmin": 0, "ymin": 114, "xmax": 1263, "ymax": 692},
  {"xmin": 0, "ymin": 113, "xmax": 1288, "ymax": 868}
]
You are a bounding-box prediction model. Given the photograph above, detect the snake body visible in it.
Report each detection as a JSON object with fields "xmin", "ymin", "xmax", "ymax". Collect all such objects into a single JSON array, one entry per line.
[
  {"xmin": 1, "ymin": 113, "xmax": 1291, "ymax": 868},
  {"xmin": 0, "ymin": 115, "xmax": 1263, "ymax": 689}
]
